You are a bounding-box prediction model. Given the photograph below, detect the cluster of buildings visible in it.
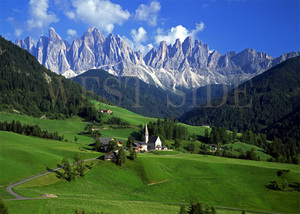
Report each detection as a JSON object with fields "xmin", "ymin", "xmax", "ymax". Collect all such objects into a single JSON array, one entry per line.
[{"xmin": 97, "ymin": 124, "xmax": 166, "ymax": 155}]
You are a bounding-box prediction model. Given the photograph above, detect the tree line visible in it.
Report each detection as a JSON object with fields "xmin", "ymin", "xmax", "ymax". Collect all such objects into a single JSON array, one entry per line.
[
  {"xmin": 180, "ymin": 56, "xmax": 300, "ymax": 147},
  {"xmin": 202, "ymin": 127, "xmax": 299, "ymax": 164},
  {"xmin": 147, "ymin": 117, "xmax": 190, "ymax": 143},
  {"xmin": 0, "ymin": 120, "xmax": 64, "ymax": 141},
  {"xmin": 49, "ymin": 153, "xmax": 92, "ymax": 182},
  {"xmin": 179, "ymin": 202, "xmax": 216, "ymax": 214}
]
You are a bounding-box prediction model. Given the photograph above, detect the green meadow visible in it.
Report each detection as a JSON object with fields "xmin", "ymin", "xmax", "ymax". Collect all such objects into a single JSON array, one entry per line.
[
  {"xmin": 11, "ymin": 153, "xmax": 300, "ymax": 214},
  {"xmin": 92, "ymin": 100, "xmax": 157, "ymax": 126},
  {"xmin": 3, "ymin": 198, "xmax": 259, "ymax": 214},
  {"xmin": 0, "ymin": 113, "xmax": 92, "ymax": 144},
  {"xmin": 222, "ymin": 142, "xmax": 272, "ymax": 161},
  {"xmin": 1, "ymin": 103, "xmax": 299, "ymax": 214},
  {"xmin": 0, "ymin": 131, "xmax": 100, "ymax": 186}
]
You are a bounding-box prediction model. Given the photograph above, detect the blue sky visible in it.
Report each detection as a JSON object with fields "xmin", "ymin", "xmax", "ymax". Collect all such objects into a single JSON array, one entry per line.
[{"xmin": 0, "ymin": 0, "xmax": 299, "ymax": 57}]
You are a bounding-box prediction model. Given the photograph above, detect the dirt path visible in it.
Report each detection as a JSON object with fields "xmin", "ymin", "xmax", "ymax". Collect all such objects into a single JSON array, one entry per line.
[
  {"xmin": 4, "ymin": 157, "xmax": 99, "ymax": 201},
  {"xmin": 3, "ymin": 157, "xmax": 281, "ymax": 214}
]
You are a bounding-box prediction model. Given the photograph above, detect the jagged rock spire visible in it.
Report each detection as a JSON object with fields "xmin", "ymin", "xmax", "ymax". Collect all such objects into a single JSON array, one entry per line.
[{"xmin": 15, "ymin": 27, "xmax": 300, "ymax": 88}]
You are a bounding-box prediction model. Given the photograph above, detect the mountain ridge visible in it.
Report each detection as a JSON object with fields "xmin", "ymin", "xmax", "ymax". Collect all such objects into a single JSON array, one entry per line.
[
  {"xmin": 16, "ymin": 27, "xmax": 300, "ymax": 89},
  {"xmin": 179, "ymin": 56, "xmax": 300, "ymax": 142}
]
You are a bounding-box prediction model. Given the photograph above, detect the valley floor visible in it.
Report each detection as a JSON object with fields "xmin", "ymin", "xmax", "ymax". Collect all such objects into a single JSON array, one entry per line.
[
  {"xmin": 0, "ymin": 109, "xmax": 299, "ymax": 214},
  {"xmin": 1, "ymin": 142, "xmax": 299, "ymax": 214}
]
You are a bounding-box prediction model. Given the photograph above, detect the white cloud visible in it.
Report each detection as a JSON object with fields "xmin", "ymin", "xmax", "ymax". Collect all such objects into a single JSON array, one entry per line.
[
  {"xmin": 191, "ymin": 22, "xmax": 205, "ymax": 37},
  {"xmin": 27, "ymin": 0, "xmax": 59, "ymax": 30},
  {"xmin": 14, "ymin": 29, "xmax": 23, "ymax": 37},
  {"xmin": 65, "ymin": 11, "xmax": 75, "ymax": 19},
  {"xmin": 67, "ymin": 29, "xmax": 77, "ymax": 36},
  {"xmin": 136, "ymin": 43, "xmax": 154, "ymax": 56},
  {"xmin": 131, "ymin": 27, "xmax": 147, "ymax": 44},
  {"xmin": 135, "ymin": 1, "xmax": 161, "ymax": 26},
  {"xmin": 154, "ymin": 22, "xmax": 205, "ymax": 45},
  {"xmin": 123, "ymin": 27, "xmax": 153, "ymax": 56},
  {"xmin": 69, "ymin": 0, "xmax": 130, "ymax": 33}
]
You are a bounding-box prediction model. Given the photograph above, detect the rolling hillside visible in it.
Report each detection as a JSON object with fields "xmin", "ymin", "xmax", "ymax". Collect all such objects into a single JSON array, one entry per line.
[
  {"xmin": 73, "ymin": 69, "xmax": 227, "ymax": 118},
  {"xmin": 1, "ymin": 103, "xmax": 299, "ymax": 213},
  {"xmin": 180, "ymin": 56, "xmax": 300, "ymax": 144},
  {"xmin": 3, "ymin": 147, "xmax": 300, "ymax": 213},
  {"xmin": 0, "ymin": 36, "xmax": 88, "ymax": 118}
]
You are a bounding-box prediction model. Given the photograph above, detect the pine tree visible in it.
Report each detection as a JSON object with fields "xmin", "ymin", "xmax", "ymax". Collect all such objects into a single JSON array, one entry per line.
[
  {"xmin": 94, "ymin": 137, "xmax": 102, "ymax": 151},
  {"xmin": 62, "ymin": 157, "xmax": 75, "ymax": 181},
  {"xmin": 117, "ymin": 146, "xmax": 126, "ymax": 166},
  {"xmin": 204, "ymin": 129, "xmax": 209, "ymax": 138},
  {"xmin": 0, "ymin": 200, "xmax": 8, "ymax": 214},
  {"xmin": 179, "ymin": 205, "xmax": 187, "ymax": 214},
  {"xmin": 211, "ymin": 206, "xmax": 216, "ymax": 214},
  {"xmin": 130, "ymin": 149, "xmax": 137, "ymax": 160},
  {"xmin": 74, "ymin": 153, "xmax": 86, "ymax": 177},
  {"xmin": 127, "ymin": 137, "xmax": 134, "ymax": 148},
  {"xmin": 174, "ymin": 139, "xmax": 181, "ymax": 149},
  {"xmin": 192, "ymin": 133, "xmax": 197, "ymax": 142}
]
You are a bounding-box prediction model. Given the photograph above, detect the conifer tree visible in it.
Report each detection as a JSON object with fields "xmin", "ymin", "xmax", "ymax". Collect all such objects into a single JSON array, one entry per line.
[
  {"xmin": 117, "ymin": 146, "xmax": 126, "ymax": 166},
  {"xmin": 74, "ymin": 153, "xmax": 86, "ymax": 177},
  {"xmin": 179, "ymin": 205, "xmax": 187, "ymax": 214},
  {"xmin": 62, "ymin": 157, "xmax": 75, "ymax": 181},
  {"xmin": 0, "ymin": 200, "xmax": 8, "ymax": 214}
]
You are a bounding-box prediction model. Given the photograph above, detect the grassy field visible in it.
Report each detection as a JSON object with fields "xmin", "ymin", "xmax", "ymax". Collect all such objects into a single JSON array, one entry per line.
[
  {"xmin": 92, "ymin": 100, "xmax": 157, "ymax": 126},
  {"xmin": 1, "ymin": 104, "xmax": 299, "ymax": 214},
  {"xmin": 0, "ymin": 113, "xmax": 92, "ymax": 144},
  {"xmin": 92, "ymin": 100, "xmax": 208, "ymax": 137},
  {"xmin": 152, "ymin": 150, "xmax": 182, "ymax": 155},
  {"xmin": 100, "ymin": 127, "xmax": 139, "ymax": 140},
  {"xmin": 222, "ymin": 142, "xmax": 272, "ymax": 161},
  {"xmin": 3, "ymin": 198, "xmax": 260, "ymax": 214},
  {"xmin": 0, "ymin": 131, "xmax": 100, "ymax": 186},
  {"xmin": 10, "ymin": 153, "xmax": 300, "ymax": 214}
]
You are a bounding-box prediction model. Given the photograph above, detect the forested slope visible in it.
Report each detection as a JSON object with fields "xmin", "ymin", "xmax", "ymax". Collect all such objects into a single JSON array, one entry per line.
[
  {"xmin": 0, "ymin": 36, "xmax": 93, "ymax": 119},
  {"xmin": 180, "ymin": 56, "xmax": 300, "ymax": 143}
]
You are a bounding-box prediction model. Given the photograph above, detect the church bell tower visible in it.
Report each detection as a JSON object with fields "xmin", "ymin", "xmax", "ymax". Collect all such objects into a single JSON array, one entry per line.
[{"xmin": 145, "ymin": 124, "xmax": 149, "ymax": 143}]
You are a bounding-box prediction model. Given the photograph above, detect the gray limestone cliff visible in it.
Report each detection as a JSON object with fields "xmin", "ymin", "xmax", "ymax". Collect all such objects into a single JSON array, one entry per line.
[{"xmin": 16, "ymin": 27, "xmax": 300, "ymax": 89}]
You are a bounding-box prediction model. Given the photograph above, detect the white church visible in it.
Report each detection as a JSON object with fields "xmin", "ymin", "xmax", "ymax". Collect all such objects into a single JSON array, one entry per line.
[{"xmin": 132, "ymin": 124, "xmax": 163, "ymax": 152}]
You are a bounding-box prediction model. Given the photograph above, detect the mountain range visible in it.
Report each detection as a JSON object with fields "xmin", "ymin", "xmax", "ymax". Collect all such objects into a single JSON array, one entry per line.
[
  {"xmin": 72, "ymin": 69, "xmax": 227, "ymax": 118},
  {"xmin": 180, "ymin": 56, "xmax": 300, "ymax": 143},
  {"xmin": 16, "ymin": 27, "xmax": 300, "ymax": 89}
]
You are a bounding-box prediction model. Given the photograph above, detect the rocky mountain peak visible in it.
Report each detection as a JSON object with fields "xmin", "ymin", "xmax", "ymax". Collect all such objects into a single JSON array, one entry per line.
[
  {"xmin": 15, "ymin": 36, "xmax": 36, "ymax": 56},
  {"xmin": 115, "ymin": 34, "xmax": 126, "ymax": 47},
  {"xmin": 83, "ymin": 27, "xmax": 105, "ymax": 43},
  {"xmin": 15, "ymin": 27, "xmax": 300, "ymax": 89},
  {"xmin": 49, "ymin": 27, "xmax": 62, "ymax": 42},
  {"xmin": 182, "ymin": 36, "xmax": 193, "ymax": 57},
  {"xmin": 107, "ymin": 33, "xmax": 115, "ymax": 41},
  {"xmin": 174, "ymin": 39, "xmax": 181, "ymax": 49}
]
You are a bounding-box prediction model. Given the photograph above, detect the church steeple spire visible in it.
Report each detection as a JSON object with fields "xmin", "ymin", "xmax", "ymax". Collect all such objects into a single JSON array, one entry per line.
[{"xmin": 145, "ymin": 123, "xmax": 149, "ymax": 143}]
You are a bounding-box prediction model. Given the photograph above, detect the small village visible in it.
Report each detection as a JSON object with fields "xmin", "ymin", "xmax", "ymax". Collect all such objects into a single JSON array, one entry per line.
[{"xmin": 99, "ymin": 124, "xmax": 168, "ymax": 161}]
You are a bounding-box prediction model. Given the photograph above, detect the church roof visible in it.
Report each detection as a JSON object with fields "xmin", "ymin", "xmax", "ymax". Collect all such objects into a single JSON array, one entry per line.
[
  {"xmin": 148, "ymin": 136, "xmax": 159, "ymax": 144},
  {"xmin": 99, "ymin": 137, "xmax": 115, "ymax": 145},
  {"xmin": 133, "ymin": 142, "xmax": 140, "ymax": 147}
]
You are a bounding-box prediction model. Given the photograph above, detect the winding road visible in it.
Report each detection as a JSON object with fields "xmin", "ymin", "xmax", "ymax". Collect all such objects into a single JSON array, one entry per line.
[
  {"xmin": 4, "ymin": 157, "xmax": 99, "ymax": 201},
  {"xmin": 2, "ymin": 157, "xmax": 281, "ymax": 214}
]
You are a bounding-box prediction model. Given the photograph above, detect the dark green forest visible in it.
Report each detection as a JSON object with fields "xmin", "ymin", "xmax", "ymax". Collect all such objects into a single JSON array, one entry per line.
[
  {"xmin": 203, "ymin": 127, "xmax": 299, "ymax": 164},
  {"xmin": 180, "ymin": 56, "xmax": 300, "ymax": 145},
  {"xmin": 0, "ymin": 36, "xmax": 99, "ymax": 120},
  {"xmin": 73, "ymin": 69, "xmax": 227, "ymax": 118},
  {"xmin": 0, "ymin": 120, "xmax": 64, "ymax": 141},
  {"xmin": 130, "ymin": 117, "xmax": 189, "ymax": 144}
]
